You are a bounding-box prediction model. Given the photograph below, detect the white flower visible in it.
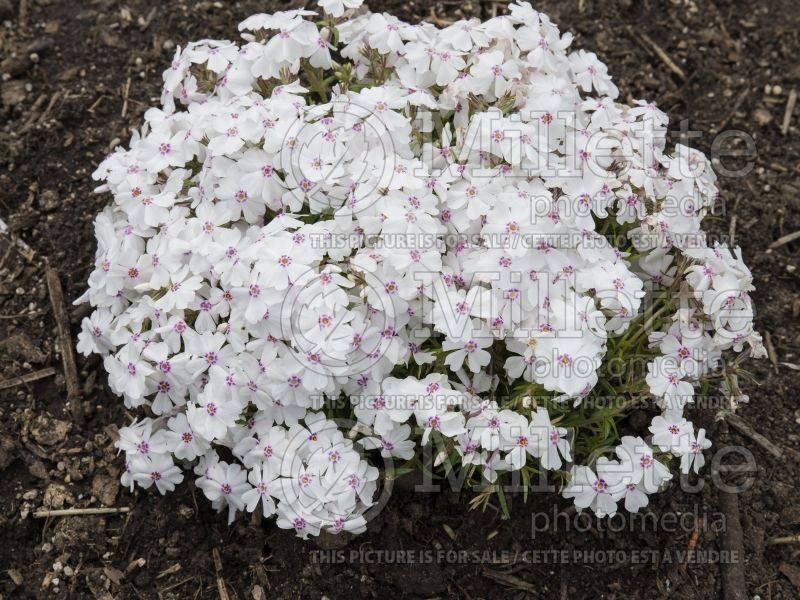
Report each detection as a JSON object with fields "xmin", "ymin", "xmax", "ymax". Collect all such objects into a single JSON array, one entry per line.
[
  {"xmin": 241, "ymin": 463, "xmax": 281, "ymax": 517},
  {"xmin": 164, "ymin": 413, "xmax": 209, "ymax": 460},
  {"xmin": 562, "ymin": 459, "xmax": 622, "ymax": 518},
  {"xmin": 530, "ymin": 408, "xmax": 570, "ymax": 470},
  {"xmin": 680, "ymin": 428, "xmax": 711, "ymax": 474},
  {"xmin": 648, "ymin": 410, "xmax": 690, "ymax": 453},
  {"xmin": 130, "ymin": 454, "xmax": 184, "ymax": 494},
  {"xmin": 196, "ymin": 461, "xmax": 252, "ymax": 523},
  {"xmin": 318, "ymin": 0, "xmax": 363, "ymax": 18}
]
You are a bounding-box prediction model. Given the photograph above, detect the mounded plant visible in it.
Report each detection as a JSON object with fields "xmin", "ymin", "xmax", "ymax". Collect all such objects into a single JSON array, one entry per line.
[{"xmin": 78, "ymin": 0, "xmax": 763, "ymax": 537}]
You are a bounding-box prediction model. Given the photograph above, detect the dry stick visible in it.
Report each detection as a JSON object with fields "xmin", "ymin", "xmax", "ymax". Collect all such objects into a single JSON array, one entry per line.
[
  {"xmin": 0, "ymin": 308, "xmax": 45, "ymax": 320},
  {"xmin": 631, "ymin": 29, "xmax": 686, "ymax": 80},
  {"xmin": 38, "ymin": 91, "xmax": 61, "ymax": 124},
  {"xmin": 767, "ymin": 534, "xmax": 800, "ymax": 546},
  {"xmin": 45, "ymin": 266, "xmax": 83, "ymax": 423},
  {"xmin": 156, "ymin": 563, "xmax": 182, "ymax": 579},
  {"xmin": 725, "ymin": 412, "xmax": 783, "ymax": 459},
  {"xmin": 714, "ymin": 420, "xmax": 748, "ymax": 600},
  {"xmin": 729, "ymin": 214, "xmax": 737, "ymax": 246},
  {"xmin": 718, "ymin": 489, "xmax": 748, "ymax": 600},
  {"xmin": 159, "ymin": 576, "xmax": 195, "ymax": 594},
  {"xmin": 18, "ymin": 0, "xmax": 28, "ymax": 28},
  {"xmin": 768, "ymin": 229, "xmax": 800, "ymax": 249},
  {"xmin": 781, "ymin": 88, "xmax": 797, "ymax": 135},
  {"xmin": 20, "ymin": 93, "xmax": 48, "ymax": 131},
  {"xmin": 482, "ymin": 569, "xmax": 537, "ymax": 593},
  {"xmin": 212, "ymin": 549, "xmax": 231, "ymax": 600},
  {"xmin": 33, "ymin": 507, "xmax": 131, "ymax": 518},
  {"xmin": 763, "ymin": 330, "xmax": 779, "ymax": 372},
  {"xmin": 714, "ymin": 88, "xmax": 750, "ymax": 134},
  {"xmin": 0, "ymin": 366, "xmax": 57, "ymax": 391},
  {"xmin": 121, "ymin": 77, "xmax": 131, "ymax": 118}
]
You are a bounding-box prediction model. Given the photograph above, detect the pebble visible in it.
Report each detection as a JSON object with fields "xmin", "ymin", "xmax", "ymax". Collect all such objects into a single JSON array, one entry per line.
[
  {"xmin": 752, "ymin": 107, "xmax": 772, "ymax": 126},
  {"xmin": 0, "ymin": 79, "xmax": 28, "ymax": 107}
]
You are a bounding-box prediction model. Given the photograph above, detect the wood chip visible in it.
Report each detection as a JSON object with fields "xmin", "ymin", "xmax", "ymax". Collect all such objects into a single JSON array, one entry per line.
[
  {"xmin": 482, "ymin": 569, "xmax": 537, "ymax": 593},
  {"xmin": 0, "ymin": 366, "xmax": 56, "ymax": 391},
  {"xmin": 768, "ymin": 229, "xmax": 800, "ymax": 249},
  {"xmin": 213, "ymin": 548, "xmax": 231, "ymax": 600},
  {"xmin": 33, "ymin": 506, "xmax": 131, "ymax": 518},
  {"xmin": 45, "ymin": 266, "xmax": 83, "ymax": 422},
  {"xmin": 7, "ymin": 569, "xmax": 24, "ymax": 586},
  {"xmin": 630, "ymin": 29, "xmax": 686, "ymax": 81},
  {"xmin": 780, "ymin": 563, "xmax": 800, "ymax": 589},
  {"xmin": 781, "ymin": 88, "xmax": 797, "ymax": 135},
  {"xmin": 725, "ymin": 412, "xmax": 783, "ymax": 459}
]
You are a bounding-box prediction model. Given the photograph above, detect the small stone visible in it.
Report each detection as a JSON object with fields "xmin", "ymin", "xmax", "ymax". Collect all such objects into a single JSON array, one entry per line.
[
  {"xmin": 7, "ymin": 569, "xmax": 23, "ymax": 586},
  {"xmin": 91, "ymin": 472, "xmax": 119, "ymax": 507},
  {"xmin": 30, "ymin": 415, "xmax": 71, "ymax": 446},
  {"xmin": 43, "ymin": 483, "xmax": 74, "ymax": 510},
  {"xmin": 1, "ymin": 80, "xmax": 28, "ymax": 107},
  {"xmin": 752, "ymin": 107, "xmax": 772, "ymax": 126},
  {"xmin": 38, "ymin": 189, "xmax": 60, "ymax": 212},
  {"xmin": 773, "ymin": 85, "xmax": 783, "ymax": 95}
]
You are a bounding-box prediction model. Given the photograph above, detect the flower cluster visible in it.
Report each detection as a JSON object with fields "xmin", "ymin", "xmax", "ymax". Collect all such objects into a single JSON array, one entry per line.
[{"xmin": 78, "ymin": 0, "xmax": 763, "ymax": 535}]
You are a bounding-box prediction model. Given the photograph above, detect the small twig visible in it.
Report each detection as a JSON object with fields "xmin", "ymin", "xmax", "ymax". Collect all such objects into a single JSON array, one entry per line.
[
  {"xmin": 630, "ymin": 29, "xmax": 686, "ymax": 81},
  {"xmin": 46, "ymin": 266, "xmax": 83, "ymax": 421},
  {"xmin": 0, "ymin": 367, "xmax": 57, "ymax": 391},
  {"xmin": 121, "ymin": 77, "xmax": 131, "ymax": 118},
  {"xmin": 718, "ymin": 489, "xmax": 747, "ymax": 600},
  {"xmin": 140, "ymin": 6, "xmax": 157, "ymax": 31},
  {"xmin": 159, "ymin": 576, "xmax": 195, "ymax": 594},
  {"xmin": 725, "ymin": 412, "xmax": 783, "ymax": 459},
  {"xmin": 34, "ymin": 507, "xmax": 131, "ymax": 518},
  {"xmin": 20, "ymin": 93, "xmax": 48, "ymax": 132},
  {"xmin": 767, "ymin": 534, "xmax": 800, "ymax": 546},
  {"xmin": 0, "ymin": 309, "xmax": 45, "ymax": 320},
  {"xmin": 713, "ymin": 88, "xmax": 750, "ymax": 134},
  {"xmin": 87, "ymin": 95, "xmax": 108, "ymax": 113},
  {"xmin": 482, "ymin": 569, "xmax": 537, "ymax": 593},
  {"xmin": 157, "ymin": 563, "xmax": 182, "ymax": 579},
  {"xmin": 18, "ymin": 0, "xmax": 28, "ymax": 28},
  {"xmin": 427, "ymin": 7, "xmax": 455, "ymax": 27},
  {"xmin": 728, "ymin": 214, "xmax": 737, "ymax": 246},
  {"xmin": 781, "ymin": 88, "xmax": 797, "ymax": 135},
  {"xmin": 38, "ymin": 91, "xmax": 62, "ymax": 124},
  {"xmin": 764, "ymin": 330, "xmax": 779, "ymax": 371},
  {"xmin": 768, "ymin": 229, "xmax": 800, "ymax": 249},
  {"xmin": 212, "ymin": 549, "xmax": 230, "ymax": 600}
]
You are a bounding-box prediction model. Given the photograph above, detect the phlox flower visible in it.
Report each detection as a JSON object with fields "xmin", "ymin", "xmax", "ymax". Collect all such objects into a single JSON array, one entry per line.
[
  {"xmin": 130, "ymin": 453, "xmax": 184, "ymax": 494},
  {"xmin": 196, "ymin": 461, "xmax": 252, "ymax": 523},
  {"xmin": 562, "ymin": 458, "xmax": 623, "ymax": 518}
]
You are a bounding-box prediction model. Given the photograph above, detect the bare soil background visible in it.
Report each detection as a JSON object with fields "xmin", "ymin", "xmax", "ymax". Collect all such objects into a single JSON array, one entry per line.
[{"xmin": 1, "ymin": 0, "xmax": 799, "ymax": 598}]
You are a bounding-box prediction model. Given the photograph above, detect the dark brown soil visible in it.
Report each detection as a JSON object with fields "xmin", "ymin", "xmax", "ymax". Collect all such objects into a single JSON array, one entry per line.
[{"xmin": 1, "ymin": 0, "xmax": 799, "ymax": 598}]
